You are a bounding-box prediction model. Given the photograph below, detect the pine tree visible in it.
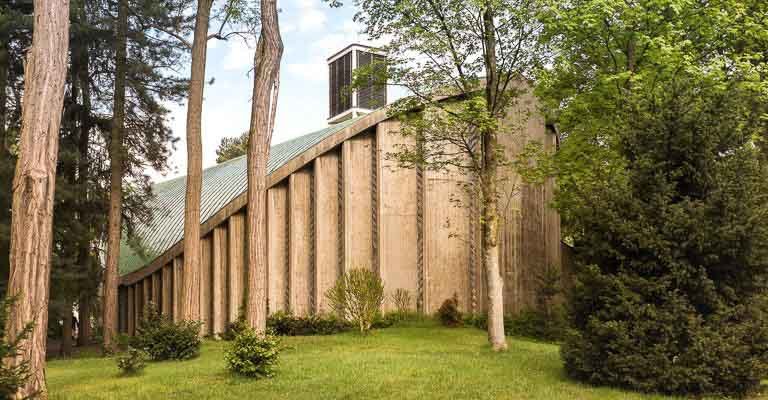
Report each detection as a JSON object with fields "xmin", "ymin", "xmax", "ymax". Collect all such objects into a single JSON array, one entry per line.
[{"xmin": 4, "ymin": 0, "xmax": 70, "ymax": 396}]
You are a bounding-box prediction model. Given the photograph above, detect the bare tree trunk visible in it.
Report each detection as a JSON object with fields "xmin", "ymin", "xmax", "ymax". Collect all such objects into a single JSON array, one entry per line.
[
  {"xmin": 246, "ymin": 0, "xmax": 283, "ymax": 331},
  {"xmin": 3, "ymin": 0, "xmax": 70, "ymax": 397},
  {"xmin": 76, "ymin": 0, "xmax": 94, "ymax": 348},
  {"xmin": 182, "ymin": 0, "xmax": 214, "ymax": 328},
  {"xmin": 481, "ymin": 4, "xmax": 507, "ymax": 352},
  {"xmin": 0, "ymin": 39, "xmax": 7, "ymax": 157},
  {"xmin": 77, "ymin": 296, "xmax": 91, "ymax": 346},
  {"xmin": 61, "ymin": 305, "xmax": 73, "ymax": 357},
  {"xmin": 103, "ymin": 0, "xmax": 128, "ymax": 353}
]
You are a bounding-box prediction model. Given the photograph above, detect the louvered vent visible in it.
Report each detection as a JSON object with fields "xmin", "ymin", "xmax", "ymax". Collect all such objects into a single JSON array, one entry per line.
[{"xmin": 327, "ymin": 44, "xmax": 387, "ymax": 124}]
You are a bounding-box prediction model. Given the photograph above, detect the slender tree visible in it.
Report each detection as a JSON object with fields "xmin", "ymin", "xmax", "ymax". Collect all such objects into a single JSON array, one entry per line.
[
  {"xmin": 4, "ymin": 0, "xmax": 70, "ymax": 397},
  {"xmin": 180, "ymin": 0, "xmax": 215, "ymax": 326},
  {"xmin": 333, "ymin": 0, "xmax": 543, "ymax": 350},
  {"xmin": 103, "ymin": 0, "xmax": 129, "ymax": 353},
  {"xmin": 246, "ymin": 0, "xmax": 282, "ymax": 331}
]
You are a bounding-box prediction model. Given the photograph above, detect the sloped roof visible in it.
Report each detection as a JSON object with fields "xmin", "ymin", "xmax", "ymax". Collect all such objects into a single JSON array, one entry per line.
[{"xmin": 119, "ymin": 117, "xmax": 362, "ymax": 276}]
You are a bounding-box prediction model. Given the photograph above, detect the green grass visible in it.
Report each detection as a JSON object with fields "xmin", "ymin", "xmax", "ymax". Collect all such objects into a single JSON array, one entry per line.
[{"xmin": 45, "ymin": 321, "xmax": 730, "ymax": 399}]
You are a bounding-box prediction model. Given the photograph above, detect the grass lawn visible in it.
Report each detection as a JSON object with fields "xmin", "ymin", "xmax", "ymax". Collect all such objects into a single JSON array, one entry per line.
[{"xmin": 46, "ymin": 321, "xmax": 751, "ymax": 400}]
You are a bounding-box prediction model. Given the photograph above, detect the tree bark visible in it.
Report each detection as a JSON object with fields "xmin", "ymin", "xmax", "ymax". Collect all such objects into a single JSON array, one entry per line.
[
  {"xmin": 3, "ymin": 0, "xmax": 70, "ymax": 397},
  {"xmin": 246, "ymin": 0, "xmax": 283, "ymax": 331},
  {"xmin": 103, "ymin": 0, "xmax": 128, "ymax": 354},
  {"xmin": 77, "ymin": 296, "xmax": 91, "ymax": 346},
  {"xmin": 61, "ymin": 305, "xmax": 73, "ymax": 357},
  {"xmin": 182, "ymin": 0, "xmax": 214, "ymax": 328},
  {"xmin": 481, "ymin": 3, "xmax": 507, "ymax": 352},
  {"xmin": 0, "ymin": 39, "xmax": 8, "ymax": 158},
  {"xmin": 76, "ymin": 0, "xmax": 93, "ymax": 348}
]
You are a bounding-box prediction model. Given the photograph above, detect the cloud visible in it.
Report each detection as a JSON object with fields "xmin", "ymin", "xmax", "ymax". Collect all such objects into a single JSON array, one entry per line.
[
  {"xmin": 286, "ymin": 63, "xmax": 327, "ymax": 82},
  {"xmin": 294, "ymin": 0, "xmax": 328, "ymax": 32},
  {"xmin": 222, "ymin": 39, "xmax": 254, "ymax": 71}
]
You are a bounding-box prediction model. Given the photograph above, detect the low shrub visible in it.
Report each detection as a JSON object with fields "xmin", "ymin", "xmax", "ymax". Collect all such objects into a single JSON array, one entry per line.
[
  {"xmin": 373, "ymin": 311, "xmax": 422, "ymax": 328},
  {"xmin": 221, "ymin": 313, "xmax": 248, "ymax": 341},
  {"xmin": 437, "ymin": 294, "xmax": 462, "ymax": 327},
  {"xmin": 267, "ymin": 312, "xmax": 350, "ymax": 336},
  {"xmin": 326, "ymin": 268, "xmax": 386, "ymax": 335},
  {"xmin": 224, "ymin": 328, "xmax": 280, "ymax": 378},
  {"xmin": 0, "ymin": 297, "xmax": 32, "ymax": 398},
  {"xmin": 464, "ymin": 308, "xmax": 567, "ymax": 342},
  {"xmin": 463, "ymin": 313, "xmax": 487, "ymax": 329},
  {"xmin": 392, "ymin": 289, "xmax": 412, "ymax": 314},
  {"xmin": 132, "ymin": 303, "xmax": 202, "ymax": 361},
  {"xmin": 506, "ymin": 308, "xmax": 566, "ymax": 342},
  {"xmin": 116, "ymin": 347, "xmax": 148, "ymax": 375}
]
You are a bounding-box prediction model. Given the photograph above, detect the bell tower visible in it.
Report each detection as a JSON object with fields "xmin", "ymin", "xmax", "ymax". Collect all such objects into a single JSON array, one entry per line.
[{"xmin": 327, "ymin": 44, "xmax": 387, "ymax": 124}]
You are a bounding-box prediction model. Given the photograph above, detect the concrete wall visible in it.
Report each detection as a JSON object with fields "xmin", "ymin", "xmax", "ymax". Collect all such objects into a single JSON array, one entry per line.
[{"xmin": 119, "ymin": 93, "xmax": 561, "ymax": 333}]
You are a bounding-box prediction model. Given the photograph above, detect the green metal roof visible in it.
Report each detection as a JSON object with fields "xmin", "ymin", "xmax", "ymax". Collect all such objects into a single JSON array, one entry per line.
[{"xmin": 119, "ymin": 117, "xmax": 361, "ymax": 276}]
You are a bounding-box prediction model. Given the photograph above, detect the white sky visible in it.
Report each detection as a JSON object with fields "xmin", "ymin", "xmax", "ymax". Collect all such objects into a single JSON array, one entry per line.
[{"xmin": 150, "ymin": 0, "xmax": 401, "ymax": 183}]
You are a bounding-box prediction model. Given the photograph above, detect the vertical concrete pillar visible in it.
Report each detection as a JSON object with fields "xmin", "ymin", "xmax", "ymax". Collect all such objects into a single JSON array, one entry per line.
[
  {"xmin": 424, "ymin": 159, "xmax": 471, "ymax": 313},
  {"xmin": 342, "ymin": 132, "xmax": 375, "ymax": 272},
  {"xmin": 212, "ymin": 225, "xmax": 229, "ymax": 336},
  {"xmin": 127, "ymin": 285, "xmax": 135, "ymax": 336},
  {"xmin": 118, "ymin": 286, "xmax": 127, "ymax": 333},
  {"xmin": 161, "ymin": 264, "xmax": 172, "ymax": 316},
  {"xmin": 267, "ymin": 185, "xmax": 288, "ymax": 313},
  {"xmin": 289, "ymin": 169, "xmax": 313, "ymax": 316},
  {"xmin": 142, "ymin": 276, "xmax": 151, "ymax": 310},
  {"xmin": 172, "ymin": 256, "xmax": 183, "ymax": 322},
  {"xmin": 376, "ymin": 121, "xmax": 419, "ymax": 311},
  {"xmin": 200, "ymin": 235, "xmax": 213, "ymax": 335},
  {"xmin": 314, "ymin": 151, "xmax": 340, "ymax": 312},
  {"xmin": 134, "ymin": 281, "xmax": 143, "ymax": 326},
  {"xmin": 228, "ymin": 212, "xmax": 246, "ymax": 322},
  {"xmin": 152, "ymin": 271, "xmax": 161, "ymax": 308}
]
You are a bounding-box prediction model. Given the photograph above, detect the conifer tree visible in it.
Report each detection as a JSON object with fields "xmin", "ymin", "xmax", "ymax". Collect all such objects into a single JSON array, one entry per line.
[{"xmin": 538, "ymin": 0, "xmax": 768, "ymax": 396}]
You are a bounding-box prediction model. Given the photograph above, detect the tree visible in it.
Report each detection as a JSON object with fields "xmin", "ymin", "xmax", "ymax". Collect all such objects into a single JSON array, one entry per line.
[
  {"xmin": 537, "ymin": 0, "xmax": 768, "ymax": 396},
  {"xmin": 4, "ymin": 0, "xmax": 70, "ymax": 396},
  {"xmin": 246, "ymin": 0, "xmax": 282, "ymax": 331},
  {"xmin": 103, "ymin": 0, "xmax": 129, "ymax": 354},
  {"xmin": 215, "ymin": 131, "xmax": 248, "ymax": 163},
  {"xmin": 177, "ymin": 0, "xmax": 257, "ymax": 328},
  {"xmin": 180, "ymin": 0, "xmax": 214, "ymax": 326},
  {"xmin": 331, "ymin": 0, "xmax": 543, "ymax": 350}
]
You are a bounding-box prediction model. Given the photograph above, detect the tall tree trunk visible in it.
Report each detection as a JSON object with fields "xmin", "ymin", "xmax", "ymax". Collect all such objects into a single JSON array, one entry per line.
[
  {"xmin": 103, "ymin": 0, "xmax": 128, "ymax": 353},
  {"xmin": 60, "ymin": 305, "xmax": 73, "ymax": 357},
  {"xmin": 76, "ymin": 0, "xmax": 93, "ymax": 348},
  {"xmin": 0, "ymin": 39, "xmax": 8, "ymax": 158},
  {"xmin": 246, "ymin": 0, "xmax": 283, "ymax": 331},
  {"xmin": 481, "ymin": 4, "xmax": 507, "ymax": 351},
  {"xmin": 78, "ymin": 297, "xmax": 91, "ymax": 346},
  {"xmin": 182, "ymin": 0, "xmax": 213, "ymax": 327},
  {"xmin": 76, "ymin": 79, "xmax": 93, "ymax": 347},
  {"xmin": 3, "ymin": 0, "xmax": 70, "ymax": 397}
]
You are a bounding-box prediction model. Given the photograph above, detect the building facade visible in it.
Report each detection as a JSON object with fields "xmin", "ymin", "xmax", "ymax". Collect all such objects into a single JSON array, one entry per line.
[{"xmin": 116, "ymin": 46, "xmax": 562, "ymax": 336}]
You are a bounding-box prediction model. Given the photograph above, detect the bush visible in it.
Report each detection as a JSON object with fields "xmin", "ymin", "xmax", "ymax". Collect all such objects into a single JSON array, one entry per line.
[
  {"xmin": 267, "ymin": 312, "xmax": 350, "ymax": 336},
  {"xmin": 464, "ymin": 309, "xmax": 567, "ymax": 343},
  {"xmin": 392, "ymin": 289, "xmax": 412, "ymax": 314},
  {"xmin": 116, "ymin": 347, "xmax": 147, "ymax": 375},
  {"xmin": 437, "ymin": 294, "xmax": 462, "ymax": 327},
  {"xmin": 506, "ymin": 308, "xmax": 566, "ymax": 342},
  {"xmin": 221, "ymin": 313, "xmax": 247, "ymax": 341},
  {"xmin": 0, "ymin": 297, "xmax": 32, "ymax": 399},
  {"xmin": 562, "ymin": 268, "xmax": 768, "ymax": 397},
  {"xmin": 325, "ymin": 268, "xmax": 386, "ymax": 335},
  {"xmin": 132, "ymin": 302, "xmax": 202, "ymax": 361},
  {"xmin": 224, "ymin": 328, "xmax": 280, "ymax": 378}
]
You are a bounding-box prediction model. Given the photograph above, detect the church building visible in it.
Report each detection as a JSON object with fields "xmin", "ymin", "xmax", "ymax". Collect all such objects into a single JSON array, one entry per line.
[{"xmin": 117, "ymin": 44, "xmax": 562, "ymax": 336}]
